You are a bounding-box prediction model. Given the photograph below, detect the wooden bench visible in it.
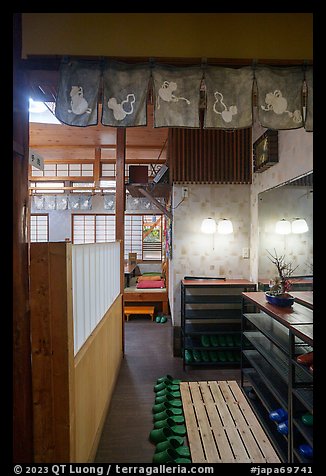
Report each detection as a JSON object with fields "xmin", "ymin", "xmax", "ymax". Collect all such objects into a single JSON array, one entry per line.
[
  {"xmin": 124, "ymin": 305, "xmax": 155, "ymax": 321},
  {"xmin": 180, "ymin": 380, "xmax": 280, "ymax": 463}
]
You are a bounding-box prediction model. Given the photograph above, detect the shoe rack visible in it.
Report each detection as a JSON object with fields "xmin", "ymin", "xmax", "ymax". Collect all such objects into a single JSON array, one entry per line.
[
  {"xmin": 181, "ymin": 278, "xmax": 256, "ymax": 370},
  {"xmin": 240, "ymin": 291, "xmax": 313, "ymax": 463}
]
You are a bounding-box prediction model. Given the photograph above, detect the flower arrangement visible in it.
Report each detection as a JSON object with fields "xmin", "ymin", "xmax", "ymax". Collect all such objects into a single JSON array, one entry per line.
[{"xmin": 267, "ymin": 249, "xmax": 299, "ymax": 297}]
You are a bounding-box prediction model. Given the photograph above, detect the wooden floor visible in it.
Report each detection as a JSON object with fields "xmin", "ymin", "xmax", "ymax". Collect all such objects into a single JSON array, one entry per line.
[
  {"xmin": 95, "ymin": 317, "xmax": 241, "ymax": 463},
  {"xmin": 180, "ymin": 381, "xmax": 280, "ymax": 463}
]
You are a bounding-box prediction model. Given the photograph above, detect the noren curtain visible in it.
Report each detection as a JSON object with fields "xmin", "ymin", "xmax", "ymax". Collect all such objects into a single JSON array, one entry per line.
[{"xmin": 54, "ymin": 59, "xmax": 313, "ymax": 131}]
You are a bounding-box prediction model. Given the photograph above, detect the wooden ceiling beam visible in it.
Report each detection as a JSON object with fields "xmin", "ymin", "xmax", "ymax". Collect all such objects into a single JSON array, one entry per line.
[{"xmin": 29, "ymin": 144, "xmax": 165, "ymax": 149}]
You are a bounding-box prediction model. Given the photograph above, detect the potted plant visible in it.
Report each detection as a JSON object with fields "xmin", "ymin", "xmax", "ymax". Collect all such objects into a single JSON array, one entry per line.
[{"xmin": 265, "ymin": 249, "xmax": 299, "ymax": 307}]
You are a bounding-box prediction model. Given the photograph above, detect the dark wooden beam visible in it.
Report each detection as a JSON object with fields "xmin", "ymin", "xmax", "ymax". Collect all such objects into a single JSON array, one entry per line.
[{"xmin": 115, "ymin": 128, "xmax": 126, "ymax": 355}]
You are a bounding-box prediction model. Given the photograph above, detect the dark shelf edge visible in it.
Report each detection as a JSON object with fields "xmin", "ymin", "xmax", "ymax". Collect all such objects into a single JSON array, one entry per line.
[{"xmin": 242, "ymin": 387, "xmax": 288, "ymax": 463}]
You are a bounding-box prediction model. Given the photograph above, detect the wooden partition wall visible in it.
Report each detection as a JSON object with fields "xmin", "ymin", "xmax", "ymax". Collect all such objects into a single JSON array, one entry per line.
[{"xmin": 29, "ymin": 242, "xmax": 123, "ymax": 462}]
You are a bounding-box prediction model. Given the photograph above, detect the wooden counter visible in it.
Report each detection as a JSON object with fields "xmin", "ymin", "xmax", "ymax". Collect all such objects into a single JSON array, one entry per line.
[
  {"xmin": 290, "ymin": 291, "xmax": 313, "ymax": 310},
  {"xmin": 242, "ymin": 291, "xmax": 313, "ymax": 328},
  {"xmin": 182, "ymin": 278, "xmax": 256, "ymax": 287}
]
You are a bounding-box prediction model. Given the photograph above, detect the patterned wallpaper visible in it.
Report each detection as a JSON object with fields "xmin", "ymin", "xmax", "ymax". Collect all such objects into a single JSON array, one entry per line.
[{"xmin": 169, "ymin": 184, "xmax": 251, "ymax": 326}]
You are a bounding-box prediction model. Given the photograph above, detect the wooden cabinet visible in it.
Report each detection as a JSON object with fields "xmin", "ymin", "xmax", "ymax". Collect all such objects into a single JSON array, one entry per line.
[
  {"xmin": 181, "ymin": 279, "xmax": 256, "ymax": 370},
  {"xmin": 241, "ymin": 292, "xmax": 313, "ymax": 463}
]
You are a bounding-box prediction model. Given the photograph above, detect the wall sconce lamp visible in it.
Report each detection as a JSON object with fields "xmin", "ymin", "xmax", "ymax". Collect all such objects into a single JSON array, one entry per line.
[
  {"xmin": 275, "ymin": 218, "xmax": 309, "ymax": 235},
  {"xmin": 291, "ymin": 218, "xmax": 309, "ymax": 234},
  {"xmin": 201, "ymin": 218, "xmax": 233, "ymax": 235},
  {"xmin": 201, "ymin": 217, "xmax": 217, "ymax": 234}
]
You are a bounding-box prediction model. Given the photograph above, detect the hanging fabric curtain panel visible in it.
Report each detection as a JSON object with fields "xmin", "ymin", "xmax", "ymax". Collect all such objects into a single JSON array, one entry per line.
[
  {"xmin": 55, "ymin": 60, "xmax": 101, "ymax": 126},
  {"xmin": 304, "ymin": 66, "xmax": 313, "ymax": 132},
  {"xmin": 102, "ymin": 61, "xmax": 151, "ymax": 127},
  {"xmin": 152, "ymin": 64, "xmax": 203, "ymax": 128},
  {"xmin": 204, "ymin": 66, "xmax": 254, "ymax": 129},
  {"xmin": 54, "ymin": 59, "xmax": 312, "ymax": 132},
  {"xmin": 255, "ymin": 65, "xmax": 304, "ymax": 130}
]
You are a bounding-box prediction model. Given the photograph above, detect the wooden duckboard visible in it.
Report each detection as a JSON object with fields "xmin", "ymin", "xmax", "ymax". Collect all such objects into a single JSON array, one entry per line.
[{"xmin": 180, "ymin": 380, "xmax": 280, "ymax": 463}]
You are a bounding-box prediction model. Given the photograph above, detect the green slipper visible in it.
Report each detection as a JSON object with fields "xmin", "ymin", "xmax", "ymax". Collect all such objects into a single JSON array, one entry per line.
[
  {"xmin": 226, "ymin": 351, "xmax": 235, "ymax": 362},
  {"xmin": 154, "ymin": 408, "xmax": 183, "ymax": 421},
  {"xmin": 149, "ymin": 425, "xmax": 186, "ymax": 444},
  {"xmin": 219, "ymin": 335, "xmax": 227, "ymax": 347},
  {"xmin": 235, "ymin": 351, "xmax": 241, "ymax": 361},
  {"xmin": 156, "ymin": 378, "xmax": 181, "ymax": 387},
  {"xmin": 155, "ymin": 436, "xmax": 185, "ymax": 453},
  {"xmin": 155, "ymin": 388, "xmax": 181, "ymax": 398},
  {"xmin": 160, "ymin": 316, "xmax": 167, "ymax": 323},
  {"xmin": 235, "ymin": 335, "xmax": 242, "ymax": 347},
  {"xmin": 301, "ymin": 413, "xmax": 313, "ymax": 426},
  {"xmin": 175, "ymin": 458, "xmax": 192, "ymax": 463},
  {"xmin": 149, "ymin": 426, "xmax": 177, "ymax": 444},
  {"xmin": 185, "ymin": 349, "xmax": 193, "ymax": 363},
  {"xmin": 209, "ymin": 350, "xmax": 219, "ymax": 362},
  {"xmin": 152, "ymin": 447, "xmax": 190, "ymax": 464},
  {"xmin": 192, "ymin": 350, "xmax": 202, "ymax": 362},
  {"xmin": 209, "ymin": 335, "xmax": 219, "ymax": 347},
  {"xmin": 201, "ymin": 350, "xmax": 210, "ymax": 362},
  {"xmin": 153, "ymin": 401, "xmax": 183, "ymax": 413},
  {"xmin": 218, "ymin": 351, "xmax": 227, "ymax": 362},
  {"xmin": 226, "ymin": 335, "xmax": 234, "ymax": 347},
  {"xmin": 154, "ymin": 395, "xmax": 183, "ymax": 406},
  {"xmin": 154, "ymin": 416, "xmax": 185, "ymax": 429},
  {"xmin": 154, "ymin": 382, "xmax": 180, "ymax": 392},
  {"xmin": 155, "ymin": 316, "xmax": 161, "ymax": 323},
  {"xmin": 156, "ymin": 375, "xmax": 181, "ymax": 385},
  {"xmin": 200, "ymin": 335, "xmax": 210, "ymax": 347}
]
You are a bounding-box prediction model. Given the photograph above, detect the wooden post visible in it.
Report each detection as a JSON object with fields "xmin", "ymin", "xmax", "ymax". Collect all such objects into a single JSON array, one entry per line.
[
  {"xmin": 94, "ymin": 147, "xmax": 101, "ymax": 186},
  {"xmin": 115, "ymin": 128, "xmax": 126, "ymax": 354},
  {"xmin": 30, "ymin": 243, "xmax": 75, "ymax": 462},
  {"xmin": 13, "ymin": 12, "xmax": 34, "ymax": 463}
]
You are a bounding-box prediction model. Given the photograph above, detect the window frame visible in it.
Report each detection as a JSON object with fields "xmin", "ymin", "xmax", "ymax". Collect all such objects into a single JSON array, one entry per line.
[
  {"xmin": 30, "ymin": 213, "xmax": 49, "ymax": 242},
  {"xmin": 71, "ymin": 212, "xmax": 164, "ymax": 262}
]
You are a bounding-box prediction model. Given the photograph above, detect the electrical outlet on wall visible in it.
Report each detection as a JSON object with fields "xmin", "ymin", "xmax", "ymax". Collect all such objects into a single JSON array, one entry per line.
[
  {"xmin": 242, "ymin": 248, "xmax": 250, "ymax": 259},
  {"xmin": 182, "ymin": 187, "xmax": 189, "ymax": 198}
]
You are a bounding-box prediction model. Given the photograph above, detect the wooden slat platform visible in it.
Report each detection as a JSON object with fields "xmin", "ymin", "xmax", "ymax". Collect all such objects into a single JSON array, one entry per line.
[{"xmin": 180, "ymin": 380, "xmax": 280, "ymax": 463}]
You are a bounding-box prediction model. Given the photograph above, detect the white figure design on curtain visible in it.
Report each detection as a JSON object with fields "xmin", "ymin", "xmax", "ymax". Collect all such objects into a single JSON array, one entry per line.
[
  {"xmin": 261, "ymin": 90, "xmax": 302, "ymax": 123},
  {"xmin": 108, "ymin": 94, "xmax": 136, "ymax": 121},
  {"xmin": 156, "ymin": 81, "xmax": 190, "ymax": 109},
  {"xmin": 68, "ymin": 86, "xmax": 92, "ymax": 114},
  {"xmin": 213, "ymin": 91, "xmax": 238, "ymax": 123}
]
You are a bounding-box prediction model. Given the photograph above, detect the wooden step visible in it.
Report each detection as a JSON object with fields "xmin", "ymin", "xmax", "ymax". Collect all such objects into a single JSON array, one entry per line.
[
  {"xmin": 180, "ymin": 380, "xmax": 280, "ymax": 463},
  {"xmin": 124, "ymin": 305, "xmax": 155, "ymax": 321}
]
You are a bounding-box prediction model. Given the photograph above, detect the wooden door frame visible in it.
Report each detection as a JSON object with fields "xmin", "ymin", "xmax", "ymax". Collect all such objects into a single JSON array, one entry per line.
[{"xmin": 13, "ymin": 13, "xmax": 34, "ymax": 463}]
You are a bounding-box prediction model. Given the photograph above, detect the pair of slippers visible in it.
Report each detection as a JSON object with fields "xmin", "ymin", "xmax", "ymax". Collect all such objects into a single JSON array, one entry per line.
[{"xmin": 155, "ymin": 316, "xmax": 167, "ymax": 323}]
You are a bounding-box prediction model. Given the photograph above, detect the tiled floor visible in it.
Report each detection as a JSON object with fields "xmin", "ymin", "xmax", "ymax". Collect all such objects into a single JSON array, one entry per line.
[{"xmin": 95, "ymin": 317, "xmax": 241, "ymax": 463}]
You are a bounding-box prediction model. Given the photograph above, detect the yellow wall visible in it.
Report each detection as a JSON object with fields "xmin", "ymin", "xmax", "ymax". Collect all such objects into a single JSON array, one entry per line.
[
  {"xmin": 74, "ymin": 295, "xmax": 123, "ymax": 462},
  {"xmin": 22, "ymin": 13, "xmax": 312, "ymax": 60}
]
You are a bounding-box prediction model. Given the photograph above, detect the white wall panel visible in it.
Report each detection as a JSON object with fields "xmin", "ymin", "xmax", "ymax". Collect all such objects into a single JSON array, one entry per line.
[{"xmin": 72, "ymin": 242, "xmax": 120, "ymax": 354}]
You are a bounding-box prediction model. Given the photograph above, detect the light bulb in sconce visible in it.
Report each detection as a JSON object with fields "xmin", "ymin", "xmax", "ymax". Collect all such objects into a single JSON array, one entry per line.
[
  {"xmin": 201, "ymin": 218, "xmax": 217, "ymax": 234},
  {"xmin": 275, "ymin": 219, "xmax": 291, "ymax": 235},
  {"xmin": 217, "ymin": 218, "xmax": 233, "ymax": 235},
  {"xmin": 291, "ymin": 218, "xmax": 309, "ymax": 234}
]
